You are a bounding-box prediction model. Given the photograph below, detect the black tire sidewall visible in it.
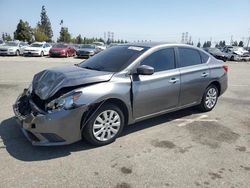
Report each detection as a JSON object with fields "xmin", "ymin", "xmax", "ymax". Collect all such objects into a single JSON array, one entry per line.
[{"xmin": 82, "ymin": 104, "xmax": 125, "ymax": 146}]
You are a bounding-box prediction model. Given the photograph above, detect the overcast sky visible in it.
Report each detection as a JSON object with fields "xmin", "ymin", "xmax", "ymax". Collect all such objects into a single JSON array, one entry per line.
[{"xmin": 0, "ymin": 0, "xmax": 250, "ymax": 45}]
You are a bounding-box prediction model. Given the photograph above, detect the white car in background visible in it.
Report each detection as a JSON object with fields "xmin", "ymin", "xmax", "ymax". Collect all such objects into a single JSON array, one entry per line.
[
  {"xmin": 23, "ymin": 42, "xmax": 51, "ymax": 57},
  {"xmin": 92, "ymin": 42, "xmax": 106, "ymax": 52},
  {"xmin": 0, "ymin": 41, "xmax": 28, "ymax": 56}
]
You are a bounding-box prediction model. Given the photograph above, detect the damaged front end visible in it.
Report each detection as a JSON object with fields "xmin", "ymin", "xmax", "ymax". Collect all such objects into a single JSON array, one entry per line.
[{"xmin": 13, "ymin": 86, "xmax": 88, "ymax": 146}]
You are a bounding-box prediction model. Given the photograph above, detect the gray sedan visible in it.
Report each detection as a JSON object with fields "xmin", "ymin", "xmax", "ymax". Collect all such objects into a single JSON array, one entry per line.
[
  {"xmin": 13, "ymin": 43, "xmax": 228, "ymax": 146},
  {"xmin": 76, "ymin": 44, "xmax": 99, "ymax": 58}
]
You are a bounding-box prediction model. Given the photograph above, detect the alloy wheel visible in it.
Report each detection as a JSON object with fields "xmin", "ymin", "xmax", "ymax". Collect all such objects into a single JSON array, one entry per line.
[
  {"xmin": 92, "ymin": 110, "xmax": 121, "ymax": 142},
  {"xmin": 205, "ymin": 88, "xmax": 217, "ymax": 109}
]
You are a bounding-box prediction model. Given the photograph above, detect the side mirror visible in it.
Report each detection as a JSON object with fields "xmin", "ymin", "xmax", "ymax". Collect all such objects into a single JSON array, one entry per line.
[{"xmin": 136, "ymin": 65, "xmax": 154, "ymax": 75}]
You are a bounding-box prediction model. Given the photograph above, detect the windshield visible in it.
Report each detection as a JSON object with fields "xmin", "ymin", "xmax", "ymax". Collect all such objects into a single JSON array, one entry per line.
[
  {"xmin": 31, "ymin": 43, "xmax": 43, "ymax": 47},
  {"xmin": 80, "ymin": 44, "xmax": 95, "ymax": 49},
  {"xmin": 78, "ymin": 45, "xmax": 149, "ymax": 72},
  {"xmin": 4, "ymin": 42, "xmax": 18, "ymax": 46},
  {"xmin": 53, "ymin": 44, "xmax": 68, "ymax": 48}
]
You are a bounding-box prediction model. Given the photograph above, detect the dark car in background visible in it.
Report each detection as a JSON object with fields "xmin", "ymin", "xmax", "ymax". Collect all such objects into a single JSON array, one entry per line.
[
  {"xmin": 49, "ymin": 44, "xmax": 76, "ymax": 57},
  {"xmin": 76, "ymin": 44, "xmax": 99, "ymax": 58},
  {"xmin": 203, "ymin": 48, "xmax": 227, "ymax": 62}
]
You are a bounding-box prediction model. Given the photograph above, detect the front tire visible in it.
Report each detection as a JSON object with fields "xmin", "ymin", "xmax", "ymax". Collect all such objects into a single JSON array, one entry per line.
[
  {"xmin": 82, "ymin": 103, "xmax": 125, "ymax": 146},
  {"xmin": 16, "ymin": 50, "xmax": 20, "ymax": 56},
  {"xmin": 40, "ymin": 51, "xmax": 44, "ymax": 57},
  {"xmin": 199, "ymin": 85, "xmax": 218, "ymax": 112}
]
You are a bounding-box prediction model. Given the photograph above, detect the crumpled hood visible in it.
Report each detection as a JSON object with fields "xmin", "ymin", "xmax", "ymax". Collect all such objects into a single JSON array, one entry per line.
[{"xmin": 32, "ymin": 65, "xmax": 114, "ymax": 100}]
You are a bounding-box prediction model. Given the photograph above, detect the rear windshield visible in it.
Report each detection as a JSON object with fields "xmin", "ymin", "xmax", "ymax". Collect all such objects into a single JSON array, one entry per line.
[
  {"xmin": 78, "ymin": 45, "xmax": 149, "ymax": 72},
  {"xmin": 80, "ymin": 44, "xmax": 95, "ymax": 49},
  {"xmin": 31, "ymin": 43, "xmax": 43, "ymax": 47},
  {"xmin": 4, "ymin": 42, "xmax": 18, "ymax": 46},
  {"xmin": 54, "ymin": 44, "xmax": 68, "ymax": 48}
]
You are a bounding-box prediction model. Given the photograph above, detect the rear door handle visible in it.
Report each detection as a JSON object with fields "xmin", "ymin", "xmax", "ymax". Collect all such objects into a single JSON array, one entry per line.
[
  {"xmin": 201, "ymin": 72, "xmax": 209, "ymax": 77},
  {"xmin": 169, "ymin": 78, "xmax": 179, "ymax": 83}
]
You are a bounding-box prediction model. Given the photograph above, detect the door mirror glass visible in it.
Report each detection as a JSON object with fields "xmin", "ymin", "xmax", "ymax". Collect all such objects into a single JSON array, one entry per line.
[{"xmin": 136, "ymin": 65, "xmax": 154, "ymax": 75}]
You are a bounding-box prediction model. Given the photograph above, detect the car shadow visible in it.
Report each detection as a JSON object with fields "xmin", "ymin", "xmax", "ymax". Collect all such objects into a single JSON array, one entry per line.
[{"xmin": 0, "ymin": 107, "xmax": 201, "ymax": 162}]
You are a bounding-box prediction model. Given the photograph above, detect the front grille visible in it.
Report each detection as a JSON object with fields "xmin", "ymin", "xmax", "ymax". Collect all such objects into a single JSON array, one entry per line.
[
  {"xmin": 79, "ymin": 51, "xmax": 90, "ymax": 55},
  {"xmin": 0, "ymin": 49, "xmax": 7, "ymax": 52}
]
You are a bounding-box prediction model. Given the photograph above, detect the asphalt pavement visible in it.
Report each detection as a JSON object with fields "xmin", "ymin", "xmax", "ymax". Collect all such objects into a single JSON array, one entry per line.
[{"xmin": 0, "ymin": 56, "xmax": 249, "ymax": 188}]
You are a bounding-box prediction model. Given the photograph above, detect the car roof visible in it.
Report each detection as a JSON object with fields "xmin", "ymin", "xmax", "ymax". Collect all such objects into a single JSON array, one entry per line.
[{"xmin": 120, "ymin": 42, "xmax": 199, "ymax": 49}]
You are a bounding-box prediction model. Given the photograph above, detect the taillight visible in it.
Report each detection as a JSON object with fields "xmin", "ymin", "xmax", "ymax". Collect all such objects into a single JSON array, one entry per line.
[{"xmin": 223, "ymin": 65, "xmax": 228, "ymax": 73}]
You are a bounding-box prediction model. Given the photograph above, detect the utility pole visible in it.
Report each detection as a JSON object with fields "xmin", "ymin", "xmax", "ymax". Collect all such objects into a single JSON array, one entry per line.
[
  {"xmin": 104, "ymin": 32, "xmax": 106, "ymax": 42},
  {"xmin": 230, "ymin": 35, "xmax": 233, "ymax": 45},
  {"xmin": 246, "ymin": 28, "xmax": 250, "ymax": 49},
  {"xmin": 181, "ymin": 33, "xmax": 185, "ymax": 43},
  {"xmin": 185, "ymin": 32, "xmax": 188, "ymax": 44}
]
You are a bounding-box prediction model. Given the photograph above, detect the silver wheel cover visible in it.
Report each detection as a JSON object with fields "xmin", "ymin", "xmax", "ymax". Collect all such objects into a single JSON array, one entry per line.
[
  {"xmin": 205, "ymin": 88, "xmax": 217, "ymax": 109},
  {"xmin": 92, "ymin": 110, "xmax": 121, "ymax": 141}
]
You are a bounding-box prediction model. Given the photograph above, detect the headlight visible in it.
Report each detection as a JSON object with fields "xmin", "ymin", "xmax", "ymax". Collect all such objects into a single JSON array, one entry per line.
[
  {"xmin": 46, "ymin": 91, "xmax": 82, "ymax": 112},
  {"xmin": 89, "ymin": 51, "xmax": 94, "ymax": 55}
]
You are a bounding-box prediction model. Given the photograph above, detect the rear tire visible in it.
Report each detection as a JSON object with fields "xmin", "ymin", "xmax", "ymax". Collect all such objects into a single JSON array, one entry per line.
[
  {"xmin": 198, "ymin": 84, "xmax": 218, "ymax": 112},
  {"xmin": 82, "ymin": 103, "xmax": 125, "ymax": 146}
]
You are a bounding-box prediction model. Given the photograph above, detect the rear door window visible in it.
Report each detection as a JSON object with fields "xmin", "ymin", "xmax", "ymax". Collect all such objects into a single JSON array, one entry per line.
[
  {"xmin": 199, "ymin": 51, "xmax": 209, "ymax": 63},
  {"xmin": 178, "ymin": 48, "xmax": 202, "ymax": 67}
]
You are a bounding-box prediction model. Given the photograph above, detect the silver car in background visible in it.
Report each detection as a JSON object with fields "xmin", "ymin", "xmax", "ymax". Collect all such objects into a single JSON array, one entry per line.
[
  {"xmin": 13, "ymin": 43, "xmax": 228, "ymax": 146},
  {"xmin": 0, "ymin": 41, "xmax": 28, "ymax": 56},
  {"xmin": 76, "ymin": 44, "xmax": 99, "ymax": 58}
]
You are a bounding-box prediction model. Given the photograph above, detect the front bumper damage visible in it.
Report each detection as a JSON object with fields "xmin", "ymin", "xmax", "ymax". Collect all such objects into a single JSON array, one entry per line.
[{"xmin": 13, "ymin": 90, "xmax": 88, "ymax": 146}]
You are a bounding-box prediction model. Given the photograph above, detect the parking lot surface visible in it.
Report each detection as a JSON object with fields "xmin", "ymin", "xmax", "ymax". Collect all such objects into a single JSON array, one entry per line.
[{"xmin": 0, "ymin": 56, "xmax": 250, "ymax": 188}]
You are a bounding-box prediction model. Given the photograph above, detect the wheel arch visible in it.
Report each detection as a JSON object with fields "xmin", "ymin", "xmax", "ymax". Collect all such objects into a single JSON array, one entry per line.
[
  {"xmin": 208, "ymin": 80, "xmax": 221, "ymax": 96},
  {"xmin": 80, "ymin": 97, "xmax": 130, "ymax": 130}
]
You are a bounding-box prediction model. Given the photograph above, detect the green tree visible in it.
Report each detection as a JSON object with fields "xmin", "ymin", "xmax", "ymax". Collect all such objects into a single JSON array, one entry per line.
[
  {"xmin": 197, "ymin": 41, "xmax": 201, "ymax": 48},
  {"xmin": 39, "ymin": 5, "xmax": 53, "ymax": 42},
  {"xmin": 3, "ymin": 33, "xmax": 12, "ymax": 41},
  {"xmin": 14, "ymin": 19, "xmax": 33, "ymax": 42},
  {"xmin": 232, "ymin": 41, "xmax": 238, "ymax": 46},
  {"xmin": 106, "ymin": 38, "xmax": 111, "ymax": 45},
  {"xmin": 206, "ymin": 41, "xmax": 211, "ymax": 47},
  {"xmin": 34, "ymin": 26, "xmax": 48, "ymax": 42},
  {"xmin": 57, "ymin": 27, "xmax": 71, "ymax": 43},
  {"xmin": 75, "ymin": 34, "xmax": 83, "ymax": 44},
  {"xmin": 203, "ymin": 41, "xmax": 207, "ymax": 48},
  {"xmin": 238, "ymin": 41, "xmax": 244, "ymax": 47}
]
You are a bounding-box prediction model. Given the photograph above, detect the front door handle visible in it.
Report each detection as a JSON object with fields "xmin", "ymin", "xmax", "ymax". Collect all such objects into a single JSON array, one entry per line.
[
  {"xmin": 201, "ymin": 72, "xmax": 209, "ymax": 77},
  {"xmin": 169, "ymin": 78, "xmax": 179, "ymax": 83}
]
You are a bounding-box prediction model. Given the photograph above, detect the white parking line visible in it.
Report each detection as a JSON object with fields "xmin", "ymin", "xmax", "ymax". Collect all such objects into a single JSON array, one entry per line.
[{"xmin": 172, "ymin": 115, "xmax": 218, "ymax": 127}]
